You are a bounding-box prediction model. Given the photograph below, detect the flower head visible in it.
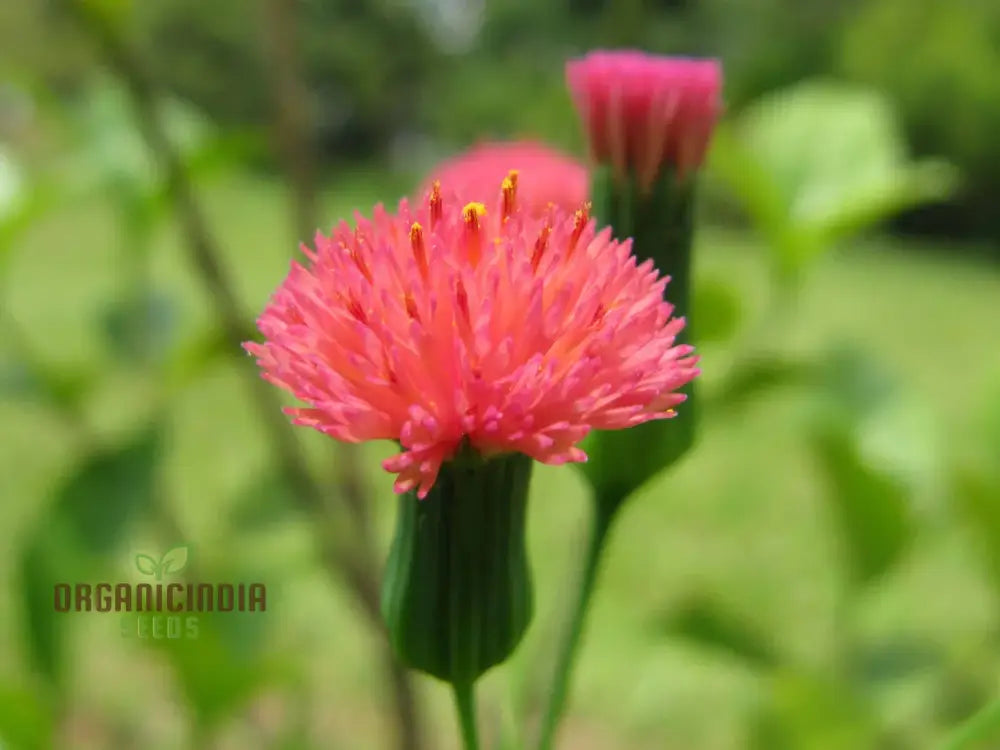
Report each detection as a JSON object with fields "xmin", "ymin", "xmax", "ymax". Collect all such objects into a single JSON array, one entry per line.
[
  {"xmin": 566, "ymin": 51, "xmax": 722, "ymax": 190},
  {"xmin": 246, "ymin": 176, "xmax": 698, "ymax": 498},
  {"xmin": 422, "ymin": 141, "xmax": 588, "ymax": 217}
]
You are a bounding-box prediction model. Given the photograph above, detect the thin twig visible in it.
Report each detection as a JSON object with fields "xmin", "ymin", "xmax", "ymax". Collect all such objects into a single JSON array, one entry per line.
[
  {"xmin": 68, "ymin": 4, "xmax": 423, "ymax": 748},
  {"xmin": 259, "ymin": 0, "xmax": 376, "ymax": 549},
  {"xmin": 64, "ymin": 0, "xmax": 378, "ymax": 638},
  {"xmin": 259, "ymin": 2, "xmax": 423, "ymax": 747}
]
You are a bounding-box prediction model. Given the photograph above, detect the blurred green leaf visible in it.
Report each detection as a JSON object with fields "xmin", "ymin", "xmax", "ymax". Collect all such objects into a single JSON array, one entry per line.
[
  {"xmin": 952, "ymin": 380, "xmax": 1000, "ymax": 598},
  {"xmin": 0, "ymin": 150, "xmax": 56, "ymax": 281},
  {"xmin": 38, "ymin": 367, "xmax": 97, "ymax": 415},
  {"xmin": 0, "ymin": 684, "xmax": 52, "ymax": 750},
  {"xmin": 709, "ymin": 355, "xmax": 817, "ymax": 412},
  {"xmin": 51, "ymin": 423, "xmax": 162, "ymax": 554},
  {"xmin": 0, "ymin": 358, "xmax": 33, "ymax": 399},
  {"xmin": 64, "ymin": 79, "xmax": 212, "ymax": 203},
  {"xmin": 811, "ymin": 421, "xmax": 914, "ymax": 588},
  {"xmin": 722, "ymin": 81, "xmax": 958, "ymax": 276},
  {"xmin": 656, "ymin": 596, "xmax": 779, "ymax": 669},
  {"xmin": 953, "ymin": 466, "xmax": 1000, "ymax": 600},
  {"xmin": 163, "ymin": 325, "xmax": 233, "ymax": 393},
  {"xmin": 749, "ymin": 670, "xmax": 881, "ymax": 750},
  {"xmin": 0, "ymin": 351, "xmax": 97, "ymax": 417},
  {"xmin": 707, "ymin": 124, "xmax": 804, "ymax": 272},
  {"xmin": 19, "ymin": 540, "xmax": 62, "ymax": 685},
  {"xmin": 20, "ymin": 424, "xmax": 161, "ymax": 685},
  {"xmin": 692, "ymin": 275, "xmax": 743, "ymax": 344},
  {"xmin": 818, "ymin": 347, "xmax": 939, "ymax": 502},
  {"xmin": 157, "ymin": 625, "xmax": 270, "ymax": 730},
  {"xmin": 816, "ymin": 345, "xmax": 897, "ymax": 419},
  {"xmin": 940, "ymin": 695, "xmax": 1000, "ymax": 750},
  {"xmin": 184, "ymin": 129, "xmax": 266, "ymax": 181},
  {"xmin": 18, "ymin": 522, "xmax": 80, "ymax": 687},
  {"xmin": 151, "ymin": 594, "xmax": 283, "ymax": 730},
  {"xmin": 77, "ymin": 0, "xmax": 134, "ymax": 27},
  {"xmin": 741, "ymin": 82, "xmax": 957, "ymax": 243},
  {"xmin": 0, "ymin": 148, "xmax": 24, "ymax": 224},
  {"xmin": 228, "ymin": 470, "xmax": 297, "ymax": 531},
  {"xmin": 850, "ymin": 637, "xmax": 942, "ymax": 687},
  {"xmin": 99, "ymin": 289, "xmax": 179, "ymax": 366},
  {"xmin": 816, "ymin": 160, "xmax": 957, "ymax": 242}
]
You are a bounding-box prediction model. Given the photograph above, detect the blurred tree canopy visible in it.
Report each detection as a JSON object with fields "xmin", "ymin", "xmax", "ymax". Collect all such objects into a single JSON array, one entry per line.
[{"xmin": 2, "ymin": 0, "xmax": 999, "ymax": 242}]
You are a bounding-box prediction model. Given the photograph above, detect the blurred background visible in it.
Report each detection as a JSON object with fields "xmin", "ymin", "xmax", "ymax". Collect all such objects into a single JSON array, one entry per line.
[{"xmin": 2, "ymin": 0, "xmax": 999, "ymax": 748}]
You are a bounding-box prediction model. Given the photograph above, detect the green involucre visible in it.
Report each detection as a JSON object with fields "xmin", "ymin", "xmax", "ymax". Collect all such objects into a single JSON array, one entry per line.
[
  {"xmin": 579, "ymin": 166, "xmax": 699, "ymax": 513},
  {"xmin": 381, "ymin": 448, "xmax": 534, "ymax": 685}
]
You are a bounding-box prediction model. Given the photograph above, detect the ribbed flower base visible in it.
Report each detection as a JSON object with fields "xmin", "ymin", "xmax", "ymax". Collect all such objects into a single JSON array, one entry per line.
[{"xmin": 381, "ymin": 447, "xmax": 534, "ymax": 685}]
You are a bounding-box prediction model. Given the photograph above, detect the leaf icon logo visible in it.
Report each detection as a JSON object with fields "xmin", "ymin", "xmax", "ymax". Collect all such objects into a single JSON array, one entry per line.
[
  {"xmin": 135, "ymin": 554, "xmax": 159, "ymax": 577},
  {"xmin": 160, "ymin": 546, "xmax": 189, "ymax": 575},
  {"xmin": 135, "ymin": 546, "xmax": 190, "ymax": 580}
]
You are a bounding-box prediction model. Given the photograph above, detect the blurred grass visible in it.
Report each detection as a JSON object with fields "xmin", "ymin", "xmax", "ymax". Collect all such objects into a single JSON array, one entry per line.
[{"xmin": 2, "ymin": 172, "xmax": 1000, "ymax": 749}]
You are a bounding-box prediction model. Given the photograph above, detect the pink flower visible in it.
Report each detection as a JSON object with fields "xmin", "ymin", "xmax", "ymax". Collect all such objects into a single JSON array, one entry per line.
[
  {"xmin": 566, "ymin": 51, "xmax": 722, "ymax": 190},
  {"xmin": 422, "ymin": 141, "xmax": 588, "ymax": 217},
  {"xmin": 246, "ymin": 176, "xmax": 699, "ymax": 498}
]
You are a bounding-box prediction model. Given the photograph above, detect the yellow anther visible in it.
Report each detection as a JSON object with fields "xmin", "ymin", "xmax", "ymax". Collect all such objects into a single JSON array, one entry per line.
[
  {"xmin": 429, "ymin": 181, "xmax": 443, "ymax": 230},
  {"xmin": 501, "ymin": 170, "xmax": 519, "ymax": 220},
  {"xmin": 409, "ymin": 222, "xmax": 429, "ymax": 282},
  {"xmin": 462, "ymin": 202, "xmax": 487, "ymax": 266}
]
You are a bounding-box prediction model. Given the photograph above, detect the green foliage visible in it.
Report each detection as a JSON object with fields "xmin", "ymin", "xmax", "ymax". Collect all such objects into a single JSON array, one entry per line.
[
  {"xmin": 64, "ymin": 79, "xmax": 233, "ymax": 222},
  {"xmin": 0, "ymin": 350, "xmax": 97, "ymax": 416},
  {"xmin": 691, "ymin": 275, "xmax": 743, "ymax": 344},
  {"xmin": 159, "ymin": 325, "xmax": 233, "ymax": 396},
  {"xmin": 228, "ymin": 469, "xmax": 298, "ymax": 532},
  {"xmin": 694, "ymin": 0, "xmax": 859, "ymax": 107},
  {"xmin": 951, "ymin": 383, "xmax": 1000, "ymax": 600},
  {"xmin": 18, "ymin": 423, "xmax": 162, "ymax": 685},
  {"xmin": 0, "ymin": 684, "xmax": 52, "ymax": 750},
  {"xmin": 941, "ymin": 695, "xmax": 1000, "ymax": 750},
  {"xmin": 712, "ymin": 81, "xmax": 958, "ymax": 278},
  {"xmin": 51, "ymin": 424, "xmax": 162, "ymax": 554},
  {"xmin": 132, "ymin": 0, "xmax": 440, "ymax": 160},
  {"xmin": 810, "ymin": 421, "xmax": 914, "ymax": 589},
  {"xmin": 838, "ymin": 0, "xmax": 1000, "ymax": 237},
  {"xmin": 421, "ymin": 56, "xmax": 580, "ymax": 153},
  {"xmin": 807, "ymin": 349, "xmax": 915, "ymax": 590},
  {"xmin": 19, "ymin": 533, "xmax": 71, "ymax": 686},
  {"xmin": 657, "ymin": 596, "xmax": 779, "ymax": 669},
  {"xmin": 709, "ymin": 355, "xmax": 818, "ymax": 412},
  {"xmin": 0, "ymin": 149, "xmax": 55, "ymax": 281},
  {"xmin": 99, "ymin": 289, "xmax": 179, "ymax": 366},
  {"xmin": 851, "ymin": 638, "xmax": 940, "ymax": 692},
  {"xmin": 152, "ymin": 608, "xmax": 284, "ymax": 733},
  {"xmin": 0, "ymin": 20, "xmax": 996, "ymax": 737},
  {"xmin": 749, "ymin": 671, "xmax": 879, "ymax": 750}
]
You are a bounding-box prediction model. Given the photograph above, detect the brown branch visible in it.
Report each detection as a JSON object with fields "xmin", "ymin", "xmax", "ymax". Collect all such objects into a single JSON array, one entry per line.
[
  {"xmin": 66, "ymin": 4, "xmax": 423, "ymax": 749},
  {"xmin": 63, "ymin": 0, "xmax": 379, "ymax": 646},
  {"xmin": 260, "ymin": 0, "xmax": 319, "ymax": 244},
  {"xmin": 259, "ymin": 0, "xmax": 376, "ymax": 547},
  {"xmin": 258, "ymin": 2, "xmax": 423, "ymax": 748}
]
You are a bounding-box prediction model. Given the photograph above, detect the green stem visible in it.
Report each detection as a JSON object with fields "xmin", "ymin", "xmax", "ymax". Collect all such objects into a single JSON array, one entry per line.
[
  {"xmin": 452, "ymin": 681, "xmax": 480, "ymax": 750},
  {"xmin": 535, "ymin": 502, "xmax": 615, "ymax": 750},
  {"xmin": 940, "ymin": 694, "xmax": 1000, "ymax": 750}
]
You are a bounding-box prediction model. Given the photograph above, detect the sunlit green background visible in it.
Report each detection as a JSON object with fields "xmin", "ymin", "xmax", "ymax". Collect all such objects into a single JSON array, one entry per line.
[{"xmin": 2, "ymin": 1, "xmax": 1000, "ymax": 748}]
